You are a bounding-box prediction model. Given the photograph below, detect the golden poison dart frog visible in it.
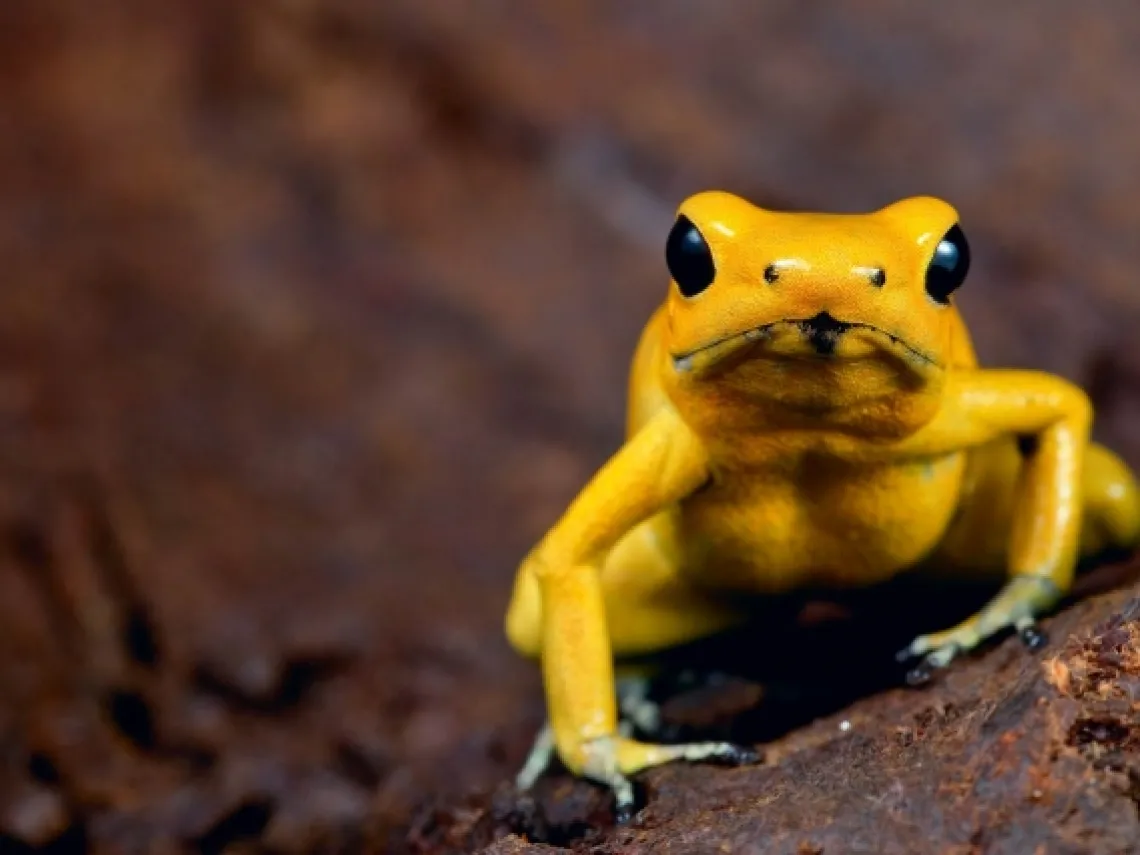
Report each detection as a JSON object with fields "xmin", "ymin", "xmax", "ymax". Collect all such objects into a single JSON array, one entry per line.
[{"xmin": 504, "ymin": 191, "xmax": 1140, "ymax": 818}]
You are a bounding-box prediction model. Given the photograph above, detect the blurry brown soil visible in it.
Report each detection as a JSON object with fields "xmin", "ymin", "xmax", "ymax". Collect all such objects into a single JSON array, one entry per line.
[{"xmin": 3, "ymin": 1, "xmax": 1140, "ymax": 852}]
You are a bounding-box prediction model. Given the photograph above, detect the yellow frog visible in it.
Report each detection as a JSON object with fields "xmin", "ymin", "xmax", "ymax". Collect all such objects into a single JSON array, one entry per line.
[{"xmin": 504, "ymin": 191, "xmax": 1140, "ymax": 817}]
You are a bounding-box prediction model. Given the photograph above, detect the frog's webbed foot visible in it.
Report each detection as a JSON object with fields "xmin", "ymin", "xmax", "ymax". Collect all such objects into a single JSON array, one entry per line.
[
  {"xmin": 577, "ymin": 735, "xmax": 758, "ymax": 822},
  {"xmin": 896, "ymin": 575, "xmax": 1059, "ymax": 685},
  {"xmin": 515, "ymin": 688, "xmax": 758, "ymax": 823},
  {"xmin": 516, "ymin": 677, "xmax": 665, "ymax": 793}
]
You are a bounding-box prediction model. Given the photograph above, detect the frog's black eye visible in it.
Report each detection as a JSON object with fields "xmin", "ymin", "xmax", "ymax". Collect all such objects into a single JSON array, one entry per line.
[
  {"xmin": 666, "ymin": 215, "xmax": 716, "ymax": 298},
  {"xmin": 925, "ymin": 224, "xmax": 970, "ymax": 305}
]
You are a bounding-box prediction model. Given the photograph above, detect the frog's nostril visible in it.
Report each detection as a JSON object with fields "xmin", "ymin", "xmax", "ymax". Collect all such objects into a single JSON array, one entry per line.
[
  {"xmin": 763, "ymin": 264, "xmax": 780, "ymax": 284},
  {"xmin": 868, "ymin": 268, "xmax": 886, "ymax": 288}
]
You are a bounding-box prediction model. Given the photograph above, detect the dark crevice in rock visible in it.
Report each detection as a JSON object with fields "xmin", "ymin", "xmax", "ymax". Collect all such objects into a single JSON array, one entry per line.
[
  {"xmin": 191, "ymin": 653, "xmax": 351, "ymax": 715},
  {"xmin": 192, "ymin": 799, "xmax": 275, "ymax": 855},
  {"xmin": 103, "ymin": 688, "xmax": 157, "ymax": 752}
]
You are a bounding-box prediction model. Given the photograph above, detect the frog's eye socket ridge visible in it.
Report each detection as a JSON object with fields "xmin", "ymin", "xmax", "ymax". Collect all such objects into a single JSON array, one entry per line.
[
  {"xmin": 925, "ymin": 224, "xmax": 970, "ymax": 305},
  {"xmin": 666, "ymin": 215, "xmax": 716, "ymax": 298}
]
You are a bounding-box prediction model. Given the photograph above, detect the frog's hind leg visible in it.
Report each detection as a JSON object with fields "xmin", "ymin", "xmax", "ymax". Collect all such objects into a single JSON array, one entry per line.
[
  {"xmin": 1078, "ymin": 442, "xmax": 1140, "ymax": 559},
  {"xmin": 928, "ymin": 440, "xmax": 1140, "ymax": 577}
]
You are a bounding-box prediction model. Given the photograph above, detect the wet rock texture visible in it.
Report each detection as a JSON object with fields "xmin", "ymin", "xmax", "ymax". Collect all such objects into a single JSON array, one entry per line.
[{"xmin": 2, "ymin": 1, "xmax": 1140, "ymax": 852}]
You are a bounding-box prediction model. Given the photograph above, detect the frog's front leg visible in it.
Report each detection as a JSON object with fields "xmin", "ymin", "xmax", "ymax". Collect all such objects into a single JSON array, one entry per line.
[
  {"xmin": 519, "ymin": 408, "xmax": 756, "ymax": 819},
  {"xmin": 895, "ymin": 370, "xmax": 1096, "ymax": 683},
  {"xmin": 898, "ymin": 575, "xmax": 1058, "ymax": 684}
]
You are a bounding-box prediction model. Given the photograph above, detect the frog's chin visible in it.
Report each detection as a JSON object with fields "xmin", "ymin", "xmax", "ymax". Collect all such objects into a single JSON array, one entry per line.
[{"xmin": 670, "ymin": 319, "xmax": 940, "ymax": 379}]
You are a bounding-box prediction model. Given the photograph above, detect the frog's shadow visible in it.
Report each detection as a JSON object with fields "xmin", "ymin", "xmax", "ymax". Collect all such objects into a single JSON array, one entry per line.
[{"xmin": 628, "ymin": 553, "xmax": 1138, "ymax": 747}]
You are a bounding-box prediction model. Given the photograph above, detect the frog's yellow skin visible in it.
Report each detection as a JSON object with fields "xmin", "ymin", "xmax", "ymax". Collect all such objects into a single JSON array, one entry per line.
[{"xmin": 504, "ymin": 192, "xmax": 1140, "ymax": 808}]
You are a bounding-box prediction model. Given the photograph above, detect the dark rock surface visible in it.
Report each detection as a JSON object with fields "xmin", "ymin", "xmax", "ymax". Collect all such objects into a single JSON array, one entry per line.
[{"xmin": 1, "ymin": 2, "xmax": 1140, "ymax": 852}]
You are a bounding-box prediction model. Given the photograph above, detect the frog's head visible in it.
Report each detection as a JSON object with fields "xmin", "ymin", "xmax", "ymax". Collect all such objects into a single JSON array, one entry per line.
[{"xmin": 662, "ymin": 191, "xmax": 970, "ymax": 428}]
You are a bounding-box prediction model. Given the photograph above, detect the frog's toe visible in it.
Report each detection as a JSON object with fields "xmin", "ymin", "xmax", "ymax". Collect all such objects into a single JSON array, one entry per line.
[
  {"xmin": 1018, "ymin": 622, "xmax": 1049, "ymax": 651},
  {"xmin": 711, "ymin": 743, "xmax": 761, "ymax": 765},
  {"xmin": 896, "ymin": 618, "xmax": 988, "ymax": 683},
  {"xmin": 582, "ymin": 754, "xmax": 636, "ymax": 824},
  {"xmin": 901, "ymin": 643, "xmax": 962, "ymax": 686},
  {"xmin": 614, "ymin": 736, "xmax": 761, "ymax": 771},
  {"xmin": 895, "ymin": 638, "xmax": 927, "ymax": 663},
  {"xmin": 612, "ymin": 787, "xmax": 636, "ymax": 825},
  {"xmin": 898, "ymin": 642, "xmax": 962, "ymax": 688},
  {"xmin": 516, "ymin": 722, "xmax": 555, "ymax": 791},
  {"xmin": 904, "ymin": 660, "xmax": 935, "ymax": 687},
  {"xmin": 617, "ymin": 676, "xmax": 664, "ymax": 737},
  {"xmin": 895, "ymin": 631, "xmax": 971, "ymax": 665}
]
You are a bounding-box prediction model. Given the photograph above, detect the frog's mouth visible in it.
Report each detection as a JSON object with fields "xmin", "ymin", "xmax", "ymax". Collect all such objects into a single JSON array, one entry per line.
[{"xmin": 671, "ymin": 312, "xmax": 939, "ymax": 375}]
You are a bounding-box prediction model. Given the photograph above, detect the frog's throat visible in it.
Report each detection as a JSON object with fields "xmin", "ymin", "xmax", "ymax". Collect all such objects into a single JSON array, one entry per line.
[{"xmin": 669, "ymin": 318, "xmax": 939, "ymax": 375}]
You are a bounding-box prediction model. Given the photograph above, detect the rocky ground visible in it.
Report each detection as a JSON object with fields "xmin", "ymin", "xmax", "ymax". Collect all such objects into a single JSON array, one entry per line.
[{"xmin": 2, "ymin": 2, "xmax": 1140, "ymax": 852}]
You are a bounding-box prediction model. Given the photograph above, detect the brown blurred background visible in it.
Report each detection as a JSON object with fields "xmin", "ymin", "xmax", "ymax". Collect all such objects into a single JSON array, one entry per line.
[{"xmin": 2, "ymin": 1, "xmax": 1140, "ymax": 851}]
